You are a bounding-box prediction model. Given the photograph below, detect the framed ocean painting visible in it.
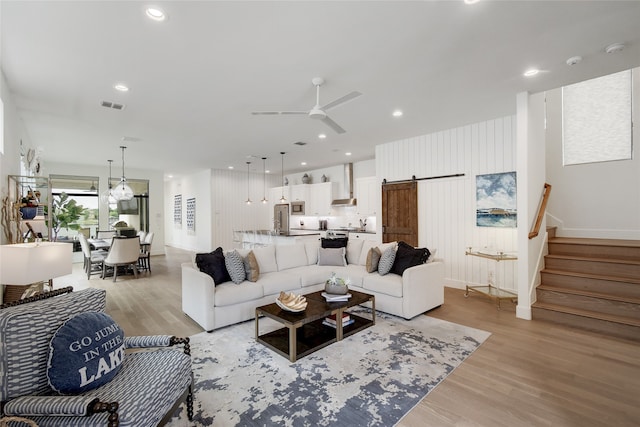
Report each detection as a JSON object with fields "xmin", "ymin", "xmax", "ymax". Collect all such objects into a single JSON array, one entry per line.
[{"xmin": 476, "ymin": 172, "xmax": 517, "ymax": 228}]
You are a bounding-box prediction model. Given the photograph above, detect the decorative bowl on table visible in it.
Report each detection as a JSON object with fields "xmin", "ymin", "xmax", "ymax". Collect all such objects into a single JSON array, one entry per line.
[
  {"xmin": 277, "ymin": 291, "xmax": 307, "ymax": 312},
  {"xmin": 324, "ymin": 272, "xmax": 350, "ymax": 295}
]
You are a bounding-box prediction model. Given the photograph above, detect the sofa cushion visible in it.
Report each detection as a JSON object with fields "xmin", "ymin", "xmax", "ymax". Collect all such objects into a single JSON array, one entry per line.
[
  {"xmin": 363, "ymin": 272, "xmax": 403, "ymax": 298},
  {"xmin": 343, "ymin": 264, "xmax": 367, "ymax": 287},
  {"xmin": 365, "ymin": 247, "xmax": 382, "ymax": 273},
  {"xmin": 318, "ymin": 247, "xmax": 347, "ymax": 266},
  {"xmin": 391, "ymin": 241, "xmax": 431, "ymax": 275},
  {"xmin": 346, "ymin": 239, "xmax": 364, "ymax": 265},
  {"xmin": 305, "ymin": 240, "xmax": 321, "ymax": 265},
  {"xmin": 252, "ymin": 245, "xmax": 278, "ymax": 273},
  {"xmin": 243, "ymin": 251, "xmax": 260, "ymax": 282},
  {"xmin": 225, "ymin": 250, "xmax": 246, "ymax": 284},
  {"xmin": 276, "ymin": 244, "xmax": 308, "ymax": 271},
  {"xmin": 259, "ymin": 271, "xmax": 301, "ymax": 295},
  {"xmin": 48, "ymin": 312, "xmax": 125, "ymax": 394},
  {"xmin": 285, "ymin": 265, "xmax": 341, "ymax": 288},
  {"xmin": 358, "ymin": 240, "xmax": 378, "ymax": 265},
  {"xmin": 378, "ymin": 245, "xmax": 397, "ymax": 275},
  {"xmin": 196, "ymin": 247, "xmax": 231, "ymax": 285},
  {"xmin": 215, "ymin": 280, "xmax": 265, "ymax": 306},
  {"xmin": 321, "ymin": 237, "xmax": 348, "ymax": 248}
]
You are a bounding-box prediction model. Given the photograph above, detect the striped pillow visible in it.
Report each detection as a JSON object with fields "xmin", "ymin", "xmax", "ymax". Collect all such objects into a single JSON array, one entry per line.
[
  {"xmin": 378, "ymin": 246, "xmax": 397, "ymax": 276},
  {"xmin": 225, "ymin": 250, "xmax": 246, "ymax": 284}
]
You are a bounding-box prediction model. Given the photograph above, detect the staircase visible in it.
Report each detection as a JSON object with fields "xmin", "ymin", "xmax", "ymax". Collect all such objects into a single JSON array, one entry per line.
[{"xmin": 532, "ymin": 229, "xmax": 640, "ymax": 342}]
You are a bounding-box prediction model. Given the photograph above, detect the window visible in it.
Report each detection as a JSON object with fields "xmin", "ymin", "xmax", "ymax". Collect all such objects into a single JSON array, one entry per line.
[
  {"xmin": 50, "ymin": 175, "xmax": 100, "ymax": 240},
  {"xmin": 562, "ymin": 69, "xmax": 632, "ymax": 166}
]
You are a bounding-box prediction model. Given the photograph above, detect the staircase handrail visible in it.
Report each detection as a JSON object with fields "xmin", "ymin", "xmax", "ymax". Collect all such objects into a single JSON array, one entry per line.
[{"xmin": 529, "ymin": 183, "xmax": 552, "ymax": 239}]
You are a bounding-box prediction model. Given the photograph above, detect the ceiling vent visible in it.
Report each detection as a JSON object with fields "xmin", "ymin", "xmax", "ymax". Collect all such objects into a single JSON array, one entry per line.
[
  {"xmin": 294, "ymin": 141, "xmax": 307, "ymax": 146},
  {"xmin": 101, "ymin": 101, "xmax": 125, "ymax": 110}
]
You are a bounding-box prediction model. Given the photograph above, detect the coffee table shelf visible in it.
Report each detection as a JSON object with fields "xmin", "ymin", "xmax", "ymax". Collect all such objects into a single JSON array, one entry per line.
[{"xmin": 255, "ymin": 290, "xmax": 375, "ymax": 362}]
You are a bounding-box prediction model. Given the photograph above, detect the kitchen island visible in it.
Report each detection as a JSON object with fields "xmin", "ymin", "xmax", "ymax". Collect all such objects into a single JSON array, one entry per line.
[{"xmin": 234, "ymin": 229, "xmax": 321, "ymax": 247}]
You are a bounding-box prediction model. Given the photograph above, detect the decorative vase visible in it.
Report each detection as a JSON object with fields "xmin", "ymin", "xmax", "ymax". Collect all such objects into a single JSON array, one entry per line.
[
  {"xmin": 19, "ymin": 207, "xmax": 38, "ymax": 220},
  {"xmin": 321, "ymin": 174, "xmax": 328, "ymax": 182},
  {"xmin": 302, "ymin": 173, "xmax": 311, "ymax": 184},
  {"xmin": 325, "ymin": 280, "xmax": 348, "ymax": 295}
]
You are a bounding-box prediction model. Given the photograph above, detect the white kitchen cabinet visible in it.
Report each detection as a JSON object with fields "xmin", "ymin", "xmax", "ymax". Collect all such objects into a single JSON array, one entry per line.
[
  {"xmin": 350, "ymin": 232, "xmax": 379, "ymax": 242},
  {"xmin": 307, "ymin": 182, "xmax": 336, "ymax": 216},
  {"xmin": 289, "ymin": 184, "xmax": 310, "ymax": 202},
  {"xmin": 356, "ymin": 177, "xmax": 379, "ymax": 216}
]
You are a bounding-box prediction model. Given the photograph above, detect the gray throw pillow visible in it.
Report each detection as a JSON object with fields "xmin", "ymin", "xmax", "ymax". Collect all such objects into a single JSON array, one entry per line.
[
  {"xmin": 225, "ymin": 250, "xmax": 246, "ymax": 284},
  {"xmin": 378, "ymin": 246, "xmax": 396, "ymax": 275},
  {"xmin": 317, "ymin": 247, "xmax": 347, "ymax": 266}
]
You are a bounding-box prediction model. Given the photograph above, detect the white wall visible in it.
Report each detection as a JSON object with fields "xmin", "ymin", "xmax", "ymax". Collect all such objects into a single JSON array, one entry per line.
[
  {"xmin": 376, "ymin": 116, "xmax": 518, "ymax": 293},
  {"xmin": 545, "ymin": 68, "xmax": 640, "ymax": 239}
]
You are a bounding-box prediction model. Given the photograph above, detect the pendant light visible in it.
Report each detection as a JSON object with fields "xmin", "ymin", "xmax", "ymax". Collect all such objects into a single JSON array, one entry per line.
[
  {"xmin": 280, "ymin": 152, "xmax": 286, "ymax": 203},
  {"xmin": 112, "ymin": 145, "xmax": 134, "ymax": 201},
  {"xmin": 100, "ymin": 160, "xmax": 117, "ymax": 205},
  {"xmin": 245, "ymin": 161, "xmax": 252, "ymax": 205},
  {"xmin": 261, "ymin": 157, "xmax": 268, "ymax": 204}
]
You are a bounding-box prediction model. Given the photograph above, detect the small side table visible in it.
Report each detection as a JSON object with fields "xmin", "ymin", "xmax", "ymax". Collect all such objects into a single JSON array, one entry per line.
[{"xmin": 465, "ymin": 248, "xmax": 518, "ymax": 309}]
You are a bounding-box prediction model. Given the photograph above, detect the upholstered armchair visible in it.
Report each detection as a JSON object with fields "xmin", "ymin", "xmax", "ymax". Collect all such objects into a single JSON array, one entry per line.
[{"xmin": 0, "ymin": 287, "xmax": 194, "ymax": 426}]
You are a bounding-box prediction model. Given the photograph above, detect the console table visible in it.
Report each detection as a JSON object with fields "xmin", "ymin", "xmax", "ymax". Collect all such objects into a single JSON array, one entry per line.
[{"xmin": 465, "ymin": 248, "xmax": 517, "ymax": 309}]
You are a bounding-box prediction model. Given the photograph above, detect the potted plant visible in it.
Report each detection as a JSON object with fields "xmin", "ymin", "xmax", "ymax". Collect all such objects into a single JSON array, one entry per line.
[{"xmin": 47, "ymin": 192, "xmax": 88, "ymax": 241}]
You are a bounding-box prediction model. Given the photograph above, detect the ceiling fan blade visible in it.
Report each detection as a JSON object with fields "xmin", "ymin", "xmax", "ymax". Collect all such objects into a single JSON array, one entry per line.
[
  {"xmin": 251, "ymin": 111, "xmax": 307, "ymax": 115},
  {"xmin": 321, "ymin": 91, "xmax": 362, "ymax": 111},
  {"xmin": 321, "ymin": 116, "xmax": 346, "ymax": 134}
]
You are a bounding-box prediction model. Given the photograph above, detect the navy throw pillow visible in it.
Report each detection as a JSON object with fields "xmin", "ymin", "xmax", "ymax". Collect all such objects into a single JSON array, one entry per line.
[
  {"xmin": 391, "ymin": 241, "xmax": 431, "ymax": 275},
  {"xmin": 196, "ymin": 247, "xmax": 231, "ymax": 285},
  {"xmin": 48, "ymin": 312, "xmax": 125, "ymax": 394},
  {"xmin": 321, "ymin": 237, "xmax": 348, "ymax": 248}
]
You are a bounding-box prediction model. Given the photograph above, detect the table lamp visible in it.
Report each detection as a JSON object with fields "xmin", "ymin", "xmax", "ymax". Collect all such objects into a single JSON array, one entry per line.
[{"xmin": 0, "ymin": 242, "xmax": 73, "ymax": 304}]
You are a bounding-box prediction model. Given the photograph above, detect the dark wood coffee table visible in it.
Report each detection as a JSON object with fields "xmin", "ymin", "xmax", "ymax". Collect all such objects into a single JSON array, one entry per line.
[{"xmin": 255, "ymin": 289, "xmax": 375, "ymax": 362}]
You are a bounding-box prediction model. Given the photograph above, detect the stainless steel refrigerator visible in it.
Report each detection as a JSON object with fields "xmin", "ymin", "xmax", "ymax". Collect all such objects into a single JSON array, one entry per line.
[{"xmin": 274, "ymin": 204, "xmax": 290, "ymax": 235}]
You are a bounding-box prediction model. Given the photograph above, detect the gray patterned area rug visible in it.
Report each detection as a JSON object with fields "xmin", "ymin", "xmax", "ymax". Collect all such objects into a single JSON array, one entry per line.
[{"xmin": 167, "ymin": 309, "xmax": 490, "ymax": 427}]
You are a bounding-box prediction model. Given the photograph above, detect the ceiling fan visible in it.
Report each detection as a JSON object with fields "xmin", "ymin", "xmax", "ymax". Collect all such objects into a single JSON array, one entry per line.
[{"xmin": 251, "ymin": 77, "xmax": 362, "ymax": 134}]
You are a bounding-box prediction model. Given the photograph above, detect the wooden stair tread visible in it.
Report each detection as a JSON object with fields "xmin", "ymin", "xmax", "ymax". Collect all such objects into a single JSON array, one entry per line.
[
  {"xmin": 545, "ymin": 254, "xmax": 640, "ymax": 265},
  {"xmin": 541, "ymin": 268, "xmax": 640, "ymax": 285},
  {"xmin": 537, "ymin": 284, "xmax": 640, "ymax": 304},
  {"xmin": 548, "ymin": 237, "xmax": 640, "ymax": 248},
  {"xmin": 533, "ymin": 302, "xmax": 640, "ymax": 327}
]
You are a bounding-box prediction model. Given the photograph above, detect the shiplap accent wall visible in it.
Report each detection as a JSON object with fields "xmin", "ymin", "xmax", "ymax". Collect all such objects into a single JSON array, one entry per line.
[
  {"xmin": 212, "ymin": 168, "xmax": 281, "ymax": 250},
  {"xmin": 376, "ymin": 116, "xmax": 518, "ymax": 291}
]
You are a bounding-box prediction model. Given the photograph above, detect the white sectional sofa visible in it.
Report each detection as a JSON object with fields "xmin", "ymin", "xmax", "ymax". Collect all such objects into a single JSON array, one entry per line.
[{"xmin": 181, "ymin": 239, "xmax": 444, "ymax": 332}]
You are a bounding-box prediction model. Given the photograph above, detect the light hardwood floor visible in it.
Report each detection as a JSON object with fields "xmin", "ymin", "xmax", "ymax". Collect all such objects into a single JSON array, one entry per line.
[{"xmin": 62, "ymin": 246, "xmax": 640, "ymax": 426}]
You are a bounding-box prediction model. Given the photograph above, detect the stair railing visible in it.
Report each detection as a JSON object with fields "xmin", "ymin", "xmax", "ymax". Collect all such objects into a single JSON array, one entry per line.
[{"xmin": 529, "ymin": 183, "xmax": 552, "ymax": 239}]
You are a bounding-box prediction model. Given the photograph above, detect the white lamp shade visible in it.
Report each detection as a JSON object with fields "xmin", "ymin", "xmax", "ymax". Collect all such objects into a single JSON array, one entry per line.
[{"xmin": 0, "ymin": 242, "xmax": 72, "ymax": 285}]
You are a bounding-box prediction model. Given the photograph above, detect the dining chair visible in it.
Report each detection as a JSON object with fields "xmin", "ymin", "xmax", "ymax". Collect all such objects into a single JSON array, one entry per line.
[
  {"xmin": 78, "ymin": 233, "xmax": 106, "ymax": 279},
  {"xmin": 102, "ymin": 236, "xmax": 141, "ymax": 282},
  {"xmin": 138, "ymin": 232, "xmax": 154, "ymax": 272}
]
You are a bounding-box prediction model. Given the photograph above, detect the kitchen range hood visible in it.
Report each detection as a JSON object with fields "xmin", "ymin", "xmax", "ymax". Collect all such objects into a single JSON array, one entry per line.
[{"xmin": 331, "ymin": 163, "xmax": 357, "ymax": 206}]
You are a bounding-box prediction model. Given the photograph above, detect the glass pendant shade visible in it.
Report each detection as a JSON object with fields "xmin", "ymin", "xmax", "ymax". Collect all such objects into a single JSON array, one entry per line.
[
  {"xmin": 100, "ymin": 159, "xmax": 117, "ymax": 205},
  {"xmin": 113, "ymin": 146, "xmax": 134, "ymax": 201}
]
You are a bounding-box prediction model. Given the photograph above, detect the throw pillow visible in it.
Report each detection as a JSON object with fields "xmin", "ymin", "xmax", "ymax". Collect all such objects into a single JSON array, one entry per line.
[
  {"xmin": 317, "ymin": 247, "xmax": 347, "ymax": 266},
  {"xmin": 365, "ymin": 247, "xmax": 382, "ymax": 273},
  {"xmin": 48, "ymin": 312, "xmax": 125, "ymax": 394},
  {"xmin": 195, "ymin": 247, "xmax": 231, "ymax": 285},
  {"xmin": 391, "ymin": 241, "xmax": 431, "ymax": 275},
  {"xmin": 321, "ymin": 237, "xmax": 348, "ymax": 248},
  {"xmin": 225, "ymin": 250, "xmax": 246, "ymax": 284},
  {"xmin": 243, "ymin": 251, "xmax": 260, "ymax": 282},
  {"xmin": 378, "ymin": 246, "xmax": 397, "ymax": 275},
  {"xmin": 426, "ymin": 248, "xmax": 437, "ymax": 263}
]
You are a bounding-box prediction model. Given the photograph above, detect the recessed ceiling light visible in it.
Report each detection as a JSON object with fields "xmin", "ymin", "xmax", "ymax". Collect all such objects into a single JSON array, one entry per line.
[
  {"xmin": 464, "ymin": 0, "xmax": 480, "ymax": 4},
  {"xmin": 228, "ymin": 166, "xmax": 234, "ymax": 170},
  {"xmin": 605, "ymin": 43, "xmax": 625, "ymax": 54},
  {"xmin": 523, "ymin": 68, "xmax": 540, "ymax": 77},
  {"xmin": 167, "ymin": 174, "xmax": 173, "ymax": 179},
  {"xmin": 301, "ymin": 162, "xmax": 307, "ymax": 166},
  {"xmin": 265, "ymin": 170, "xmax": 270, "ymax": 174},
  {"xmin": 392, "ymin": 110, "xmax": 403, "ymax": 117},
  {"xmin": 114, "ymin": 84, "xmax": 129, "ymax": 92},
  {"xmin": 318, "ymin": 133, "xmax": 327, "ymax": 139},
  {"xmin": 146, "ymin": 7, "xmax": 166, "ymax": 21},
  {"xmin": 345, "ymin": 152, "xmax": 352, "ymax": 156},
  {"xmin": 566, "ymin": 56, "xmax": 582, "ymax": 66}
]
